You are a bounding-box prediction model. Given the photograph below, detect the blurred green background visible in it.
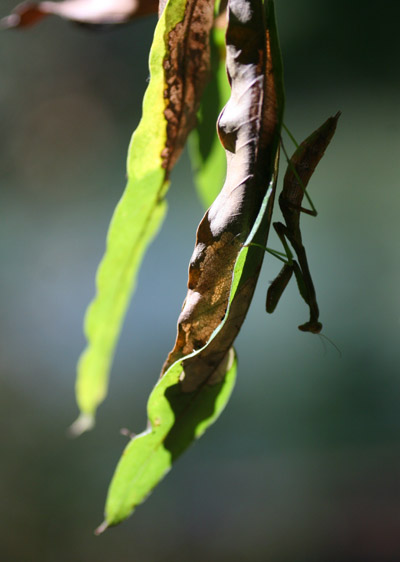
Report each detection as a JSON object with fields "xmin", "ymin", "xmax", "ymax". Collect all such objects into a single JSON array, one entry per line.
[{"xmin": 1, "ymin": 1, "xmax": 400, "ymax": 560}]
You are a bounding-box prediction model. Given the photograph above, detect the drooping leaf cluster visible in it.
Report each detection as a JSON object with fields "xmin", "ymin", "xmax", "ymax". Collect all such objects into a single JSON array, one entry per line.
[
  {"xmin": 2, "ymin": 0, "xmax": 339, "ymax": 529},
  {"xmin": 97, "ymin": 0, "xmax": 285, "ymax": 530}
]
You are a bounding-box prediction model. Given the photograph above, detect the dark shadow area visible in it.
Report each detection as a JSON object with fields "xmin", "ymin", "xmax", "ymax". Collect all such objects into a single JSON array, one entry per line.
[{"xmin": 164, "ymin": 378, "xmax": 227, "ymax": 461}]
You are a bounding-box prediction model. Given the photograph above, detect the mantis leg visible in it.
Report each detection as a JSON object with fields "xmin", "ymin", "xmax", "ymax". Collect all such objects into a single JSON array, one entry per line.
[
  {"xmin": 266, "ymin": 221, "xmax": 295, "ymax": 313},
  {"xmin": 267, "ymin": 222, "xmax": 322, "ymax": 334},
  {"xmin": 266, "ymin": 262, "xmax": 294, "ymax": 313}
]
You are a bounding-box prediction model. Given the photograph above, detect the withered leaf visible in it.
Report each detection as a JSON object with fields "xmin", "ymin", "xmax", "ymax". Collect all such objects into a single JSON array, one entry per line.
[
  {"xmin": 161, "ymin": 0, "xmax": 215, "ymax": 173},
  {"xmin": 162, "ymin": 0, "xmax": 285, "ymax": 390},
  {"xmin": 0, "ymin": 0, "xmax": 159, "ymax": 29}
]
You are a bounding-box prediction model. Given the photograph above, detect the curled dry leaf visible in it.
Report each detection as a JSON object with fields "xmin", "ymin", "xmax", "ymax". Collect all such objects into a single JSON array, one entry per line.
[
  {"xmin": 162, "ymin": 0, "xmax": 284, "ymax": 390},
  {"xmin": 0, "ymin": 0, "xmax": 159, "ymax": 29}
]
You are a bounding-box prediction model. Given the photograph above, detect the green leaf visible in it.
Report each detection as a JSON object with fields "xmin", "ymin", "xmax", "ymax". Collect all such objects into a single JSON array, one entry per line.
[
  {"xmin": 99, "ymin": 167, "xmax": 277, "ymax": 532},
  {"xmin": 96, "ymin": 348, "xmax": 237, "ymax": 532},
  {"xmin": 189, "ymin": 26, "xmax": 230, "ymax": 208},
  {"xmin": 72, "ymin": 0, "xmax": 216, "ymax": 434},
  {"xmin": 98, "ymin": 0, "xmax": 285, "ymax": 529}
]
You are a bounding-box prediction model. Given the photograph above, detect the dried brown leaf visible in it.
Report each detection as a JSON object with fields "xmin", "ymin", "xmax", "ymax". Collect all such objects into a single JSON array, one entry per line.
[
  {"xmin": 0, "ymin": 0, "xmax": 159, "ymax": 29},
  {"xmin": 162, "ymin": 0, "xmax": 284, "ymax": 390}
]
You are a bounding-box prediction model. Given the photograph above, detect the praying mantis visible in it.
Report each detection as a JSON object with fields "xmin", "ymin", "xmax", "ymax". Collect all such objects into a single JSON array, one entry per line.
[{"xmin": 266, "ymin": 112, "xmax": 341, "ymax": 333}]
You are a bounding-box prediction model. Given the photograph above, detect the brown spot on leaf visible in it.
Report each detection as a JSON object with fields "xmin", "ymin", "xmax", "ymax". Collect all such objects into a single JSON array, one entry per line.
[{"xmin": 161, "ymin": 0, "xmax": 215, "ymax": 172}]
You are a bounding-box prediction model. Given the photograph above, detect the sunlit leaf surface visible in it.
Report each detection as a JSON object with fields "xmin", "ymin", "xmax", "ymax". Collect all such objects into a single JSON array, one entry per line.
[
  {"xmin": 71, "ymin": 0, "xmax": 216, "ymax": 434},
  {"xmin": 99, "ymin": 0, "xmax": 285, "ymax": 529}
]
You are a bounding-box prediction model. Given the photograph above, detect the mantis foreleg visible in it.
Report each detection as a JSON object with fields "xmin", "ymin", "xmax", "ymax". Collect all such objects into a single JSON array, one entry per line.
[{"xmin": 265, "ymin": 113, "xmax": 340, "ymax": 333}]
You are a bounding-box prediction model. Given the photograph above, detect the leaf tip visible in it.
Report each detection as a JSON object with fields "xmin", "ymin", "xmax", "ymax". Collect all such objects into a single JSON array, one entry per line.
[
  {"xmin": 0, "ymin": 15, "xmax": 18, "ymax": 30},
  {"xmin": 68, "ymin": 413, "xmax": 95, "ymax": 438},
  {"xmin": 94, "ymin": 520, "xmax": 109, "ymax": 536}
]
